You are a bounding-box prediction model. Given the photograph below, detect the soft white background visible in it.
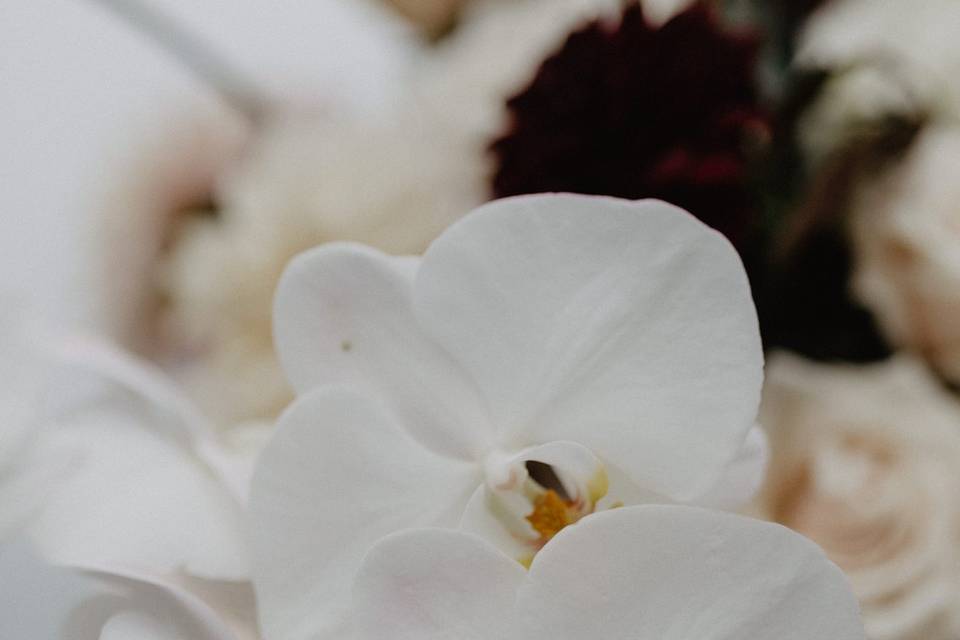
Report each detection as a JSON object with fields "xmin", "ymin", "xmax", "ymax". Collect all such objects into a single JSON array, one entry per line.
[{"xmin": 0, "ymin": 0, "xmax": 413, "ymax": 327}]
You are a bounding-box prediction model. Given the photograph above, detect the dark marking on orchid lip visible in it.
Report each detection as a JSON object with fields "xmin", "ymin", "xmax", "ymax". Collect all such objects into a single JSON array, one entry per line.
[
  {"xmin": 525, "ymin": 461, "xmax": 570, "ymax": 501},
  {"xmin": 341, "ymin": 340, "xmax": 353, "ymax": 352}
]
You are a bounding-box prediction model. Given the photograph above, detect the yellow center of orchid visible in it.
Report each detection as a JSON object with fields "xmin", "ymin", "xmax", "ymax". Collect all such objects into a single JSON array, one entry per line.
[
  {"xmin": 483, "ymin": 449, "xmax": 612, "ymax": 566},
  {"xmin": 526, "ymin": 489, "xmax": 579, "ymax": 544}
]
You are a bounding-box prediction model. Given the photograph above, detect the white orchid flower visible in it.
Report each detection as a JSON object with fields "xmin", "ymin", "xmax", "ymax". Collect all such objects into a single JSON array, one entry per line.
[
  {"xmin": 0, "ymin": 541, "xmax": 239, "ymax": 640},
  {"xmin": 25, "ymin": 335, "xmax": 254, "ymax": 581},
  {"xmin": 352, "ymin": 505, "xmax": 864, "ymax": 640},
  {"xmin": 0, "ymin": 306, "xmax": 258, "ymax": 637},
  {"xmin": 251, "ymin": 193, "xmax": 765, "ymax": 639}
]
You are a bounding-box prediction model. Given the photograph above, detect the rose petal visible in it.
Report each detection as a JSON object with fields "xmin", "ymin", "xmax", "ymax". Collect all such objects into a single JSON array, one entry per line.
[
  {"xmin": 50, "ymin": 334, "xmax": 271, "ymax": 505},
  {"xmin": 274, "ymin": 243, "xmax": 491, "ymax": 459},
  {"xmin": 249, "ymin": 386, "xmax": 480, "ymax": 640},
  {"xmin": 415, "ymin": 194, "xmax": 763, "ymax": 500}
]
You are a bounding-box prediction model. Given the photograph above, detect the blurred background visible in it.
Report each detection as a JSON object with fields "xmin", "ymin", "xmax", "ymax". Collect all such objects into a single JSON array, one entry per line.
[{"xmin": 4, "ymin": 1, "xmax": 960, "ymax": 638}]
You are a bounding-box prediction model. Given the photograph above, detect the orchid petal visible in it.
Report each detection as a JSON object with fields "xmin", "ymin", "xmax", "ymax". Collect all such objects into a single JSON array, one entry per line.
[
  {"xmin": 249, "ymin": 386, "xmax": 480, "ymax": 640},
  {"xmin": 194, "ymin": 421, "xmax": 273, "ymax": 504},
  {"xmin": 85, "ymin": 569, "xmax": 239, "ymax": 640},
  {"xmin": 415, "ymin": 194, "xmax": 763, "ymax": 500},
  {"xmin": 353, "ymin": 528, "xmax": 525, "ymax": 640},
  {"xmin": 693, "ymin": 424, "xmax": 769, "ymax": 510},
  {"xmin": 0, "ymin": 541, "xmax": 95, "ymax": 639},
  {"xmin": 0, "ymin": 446, "xmax": 72, "ymax": 544},
  {"xmin": 352, "ymin": 506, "xmax": 864, "ymax": 640},
  {"xmin": 27, "ymin": 381, "xmax": 248, "ymax": 581},
  {"xmin": 274, "ymin": 243, "xmax": 491, "ymax": 459},
  {"xmin": 521, "ymin": 506, "xmax": 864, "ymax": 640},
  {"xmin": 0, "ymin": 312, "xmax": 68, "ymax": 540},
  {"xmin": 0, "ymin": 542, "xmax": 237, "ymax": 640},
  {"xmin": 48, "ymin": 334, "xmax": 211, "ymax": 440},
  {"xmin": 0, "ymin": 309, "xmax": 47, "ymax": 468},
  {"xmin": 49, "ymin": 333, "xmax": 265, "ymax": 505}
]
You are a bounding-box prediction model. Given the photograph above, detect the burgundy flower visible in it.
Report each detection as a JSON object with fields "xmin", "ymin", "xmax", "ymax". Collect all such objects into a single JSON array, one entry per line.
[{"xmin": 491, "ymin": 2, "xmax": 768, "ymax": 248}]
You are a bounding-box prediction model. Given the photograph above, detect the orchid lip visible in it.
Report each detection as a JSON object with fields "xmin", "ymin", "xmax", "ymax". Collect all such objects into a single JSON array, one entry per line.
[{"xmin": 480, "ymin": 445, "xmax": 611, "ymax": 555}]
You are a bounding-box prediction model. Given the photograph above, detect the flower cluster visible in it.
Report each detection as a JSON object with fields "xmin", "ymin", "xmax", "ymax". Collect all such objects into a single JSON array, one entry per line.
[
  {"xmin": 0, "ymin": 190, "xmax": 865, "ymax": 637},
  {"xmin": 13, "ymin": 0, "xmax": 960, "ymax": 638},
  {"xmin": 755, "ymin": 353, "xmax": 960, "ymax": 640}
]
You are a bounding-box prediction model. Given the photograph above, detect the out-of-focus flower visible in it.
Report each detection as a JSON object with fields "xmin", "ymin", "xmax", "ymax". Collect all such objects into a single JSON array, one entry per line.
[
  {"xmin": 27, "ymin": 337, "xmax": 253, "ymax": 581},
  {"xmin": 22, "ymin": 336, "xmax": 265, "ymax": 640},
  {"xmin": 418, "ymin": 0, "xmax": 625, "ymax": 141},
  {"xmin": 847, "ymin": 125, "xmax": 960, "ymax": 384},
  {"xmin": 0, "ymin": 305, "xmax": 261, "ymax": 638},
  {"xmin": 352, "ymin": 506, "xmax": 864, "ymax": 640},
  {"xmin": 795, "ymin": 0, "xmax": 960, "ymax": 165},
  {"xmin": 250, "ymin": 194, "xmax": 764, "ymax": 639},
  {"xmin": 757, "ymin": 0, "xmax": 950, "ymax": 364},
  {"xmin": 0, "ymin": 309, "xmax": 70, "ymax": 540},
  {"xmin": 0, "ymin": 542, "xmax": 240, "ymax": 640},
  {"xmin": 418, "ymin": 0, "xmax": 695, "ymax": 147},
  {"xmin": 1, "ymin": 0, "xmax": 417, "ymax": 329},
  {"xmin": 754, "ymin": 352, "xmax": 960, "ymax": 640},
  {"xmin": 794, "ymin": 64, "xmax": 924, "ymax": 172},
  {"xmin": 799, "ymin": 0, "xmax": 960, "ymax": 111},
  {"xmin": 490, "ymin": 2, "xmax": 768, "ymax": 249},
  {"xmin": 2, "ymin": 0, "xmax": 426, "ymax": 433},
  {"xmin": 158, "ymin": 111, "xmax": 484, "ymax": 424}
]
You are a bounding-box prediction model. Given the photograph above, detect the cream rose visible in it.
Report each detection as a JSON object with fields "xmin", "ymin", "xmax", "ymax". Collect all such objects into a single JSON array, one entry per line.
[
  {"xmin": 847, "ymin": 124, "xmax": 960, "ymax": 384},
  {"xmin": 754, "ymin": 352, "xmax": 960, "ymax": 640},
  {"xmin": 792, "ymin": 0, "xmax": 960, "ymax": 382},
  {"xmin": 158, "ymin": 112, "xmax": 485, "ymax": 425},
  {"xmin": 797, "ymin": 0, "xmax": 960, "ymax": 131}
]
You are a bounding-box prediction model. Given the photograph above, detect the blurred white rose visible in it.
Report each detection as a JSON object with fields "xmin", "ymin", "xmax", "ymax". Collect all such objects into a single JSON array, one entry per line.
[
  {"xmin": 1, "ymin": 0, "xmax": 427, "ymax": 430},
  {"xmin": 848, "ymin": 125, "xmax": 960, "ymax": 384},
  {"xmin": 799, "ymin": 0, "xmax": 960, "ymax": 79},
  {"xmin": 158, "ymin": 110, "xmax": 485, "ymax": 424},
  {"xmin": 754, "ymin": 352, "xmax": 960, "ymax": 640},
  {"xmin": 795, "ymin": 0, "xmax": 960, "ymax": 166},
  {"xmin": 0, "ymin": 0, "xmax": 417, "ymax": 329}
]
